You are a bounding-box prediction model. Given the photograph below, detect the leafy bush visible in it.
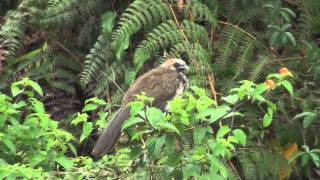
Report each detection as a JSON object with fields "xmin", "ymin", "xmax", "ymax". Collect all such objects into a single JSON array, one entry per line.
[{"xmin": 0, "ymin": 72, "xmax": 294, "ymax": 179}]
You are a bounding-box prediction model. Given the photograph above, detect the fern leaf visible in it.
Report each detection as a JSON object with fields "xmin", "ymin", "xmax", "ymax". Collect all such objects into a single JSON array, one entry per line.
[
  {"xmin": 111, "ymin": 0, "xmax": 172, "ymax": 45},
  {"xmin": 215, "ymin": 26, "xmax": 243, "ymax": 73},
  {"xmin": 249, "ymin": 54, "xmax": 271, "ymax": 82},
  {"xmin": 80, "ymin": 34, "xmax": 113, "ymax": 88},
  {"xmin": 133, "ymin": 20, "xmax": 208, "ymax": 71}
]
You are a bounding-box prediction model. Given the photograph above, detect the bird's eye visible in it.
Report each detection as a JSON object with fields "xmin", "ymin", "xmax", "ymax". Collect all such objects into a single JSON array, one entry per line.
[{"xmin": 174, "ymin": 63, "xmax": 181, "ymax": 69}]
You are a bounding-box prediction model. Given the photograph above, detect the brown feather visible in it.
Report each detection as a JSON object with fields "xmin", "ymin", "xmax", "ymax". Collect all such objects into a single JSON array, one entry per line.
[{"xmin": 92, "ymin": 59, "xmax": 188, "ymax": 156}]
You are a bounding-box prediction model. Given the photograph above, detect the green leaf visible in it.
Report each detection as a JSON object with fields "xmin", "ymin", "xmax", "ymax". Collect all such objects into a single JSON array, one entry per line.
[
  {"xmin": 281, "ymin": 8, "xmax": 296, "ymax": 18},
  {"xmin": 71, "ymin": 113, "xmax": 88, "ymax": 126},
  {"xmin": 263, "ymin": 113, "xmax": 272, "ymax": 127},
  {"xmin": 301, "ymin": 154, "xmax": 310, "ymax": 166},
  {"xmin": 302, "ymin": 145, "xmax": 310, "ymax": 152},
  {"xmin": 158, "ymin": 122, "xmax": 180, "ymax": 135},
  {"xmin": 270, "ymin": 32, "xmax": 279, "ymax": 46},
  {"xmin": 285, "ymin": 32, "xmax": 296, "ymax": 46},
  {"xmin": 101, "ymin": 11, "xmax": 115, "ymax": 34},
  {"xmin": 165, "ymin": 135, "xmax": 176, "ymax": 154},
  {"xmin": 82, "ymin": 104, "xmax": 98, "ymax": 112},
  {"xmin": 281, "ymin": 80, "xmax": 294, "ymax": 96},
  {"xmin": 153, "ymin": 136, "xmax": 166, "ymax": 156},
  {"xmin": 280, "ymin": 11, "xmax": 290, "ymax": 22},
  {"xmin": 2, "ymin": 138, "xmax": 16, "ymax": 154},
  {"xmin": 55, "ymin": 156, "xmax": 74, "ymax": 170},
  {"xmin": 128, "ymin": 101, "xmax": 144, "ymax": 116},
  {"xmin": 221, "ymin": 94, "xmax": 238, "ymax": 105},
  {"xmin": 146, "ymin": 107, "xmax": 165, "ymax": 127},
  {"xmin": 85, "ymin": 97, "xmax": 107, "ymax": 105},
  {"xmin": 311, "ymin": 149, "xmax": 320, "ymax": 154},
  {"xmin": 124, "ymin": 68, "xmax": 137, "ymax": 86},
  {"xmin": 233, "ymin": 129, "xmax": 246, "ymax": 146},
  {"xmin": 112, "ymin": 36, "xmax": 129, "ymax": 60},
  {"xmin": 11, "ymin": 86, "xmax": 22, "ymax": 97},
  {"xmin": 282, "ymin": 23, "xmax": 292, "ymax": 31},
  {"xmin": 267, "ymin": 73, "xmax": 281, "ymax": 79},
  {"xmin": 29, "ymin": 98, "xmax": 45, "ymax": 113},
  {"xmin": 303, "ymin": 113, "xmax": 317, "ymax": 128},
  {"xmin": 194, "ymin": 127, "xmax": 210, "ymax": 145},
  {"xmin": 182, "ymin": 164, "xmax": 201, "ymax": 179},
  {"xmin": 196, "ymin": 106, "xmax": 230, "ymax": 123},
  {"xmin": 310, "ymin": 153, "xmax": 320, "ymax": 167},
  {"xmin": 67, "ymin": 143, "xmax": 78, "ymax": 157},
  {"xmin": 80, "ymin": 122, "xmax": 93, "ymax": 143},
  {"xmin": 30, "ymin": 152, "xmax": 46, "ymax": 167},
  {"xmin": 122, "ymin": 117, "xmax": 144, "ymax": 129},
  {"xmin": 288, "ymin": 151, "xmax": 304, "ymax": 164},
  {"xmin": 253, "ymin": 83, "xmax": 268, "ymax": 99},
  {"xmin": 216, "ymin": 125, "xmax": 231, "ymax": 138},
  {"xmin": 26, "ymin": 80, "xmax": 43, "ymax": 97},
  {"xmin": 294, "ymin": 112, "xmax": 315, "ymax": 120}
]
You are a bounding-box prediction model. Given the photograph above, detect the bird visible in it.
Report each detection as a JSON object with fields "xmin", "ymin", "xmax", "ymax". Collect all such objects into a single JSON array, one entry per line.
[{"xmin": 92, "ymin": 58, "xmax": 189, "ymax": 156}]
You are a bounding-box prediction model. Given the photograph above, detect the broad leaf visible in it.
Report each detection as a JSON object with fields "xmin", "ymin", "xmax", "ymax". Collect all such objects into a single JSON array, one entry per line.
[
  {"xmin": 221, "ymin": 94, "xmax": 238, "ymax": 105},
  {"xmin": 101, "ymin": 11, "xmax": 115, "ymax": 34},
  {"xmin": 2, "ymin": 138, "xmax": 16, "ymax": 154},
  {"xmin": 158, "ymin": 122, "xmax": 180, "ymax": 135},
  {"xmin": 146, "ymin": 107, "xmax": 164, "ymax": 127},
  {"xmin": 233, "ymin": 129, "xmax": 246, "ymax": 146},
  {"xmin": 80, "ymin": 122, "xmax": 93, "ymax": 143},
  {"xmin": 122, "ymin": 117, "xmax": 144, "ymax": 129},
  {"xmin": 216, "ymin": 126, "xmax": 231, "ymax": 138},
  {"xmin": 263, "ymin": 113, "xmax": 272, "ymax": 127},
  {"xmin": 55, "ymin": 156, "xmax": 74, "ymax": 170},
  {"xmin": 82, "ymin": 104, "xmax": 98, "ymax": 112},
  {"xmin": 26, "ymin": 80, "xmax": 43, "ymax": 97},
  {"xmin": 281, "ymin": 80, "xmax": 294, "ymax": 96}
]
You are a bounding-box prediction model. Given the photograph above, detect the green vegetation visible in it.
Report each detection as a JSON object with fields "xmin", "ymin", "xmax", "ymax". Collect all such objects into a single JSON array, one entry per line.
[{"xmin": 1, "ymin": 0, "xmax": 320, "ymax": 179}]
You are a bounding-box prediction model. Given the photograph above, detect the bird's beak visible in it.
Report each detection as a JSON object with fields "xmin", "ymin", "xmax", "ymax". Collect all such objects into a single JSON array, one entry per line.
[{"xmin": 177, "ymin": 64, "xmax": 189, "ymax": 72}]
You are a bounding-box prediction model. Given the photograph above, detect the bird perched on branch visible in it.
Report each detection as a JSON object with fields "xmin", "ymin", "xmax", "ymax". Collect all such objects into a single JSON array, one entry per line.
[{"xmin": 92, "ymin": 58, "xmax": 189, "ymax": 156}]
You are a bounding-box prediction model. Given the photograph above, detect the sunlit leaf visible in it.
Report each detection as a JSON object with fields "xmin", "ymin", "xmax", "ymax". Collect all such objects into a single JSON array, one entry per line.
[
  {"xmin": 281, "ymin": 80, "xmax": 294, "ymax": 96},
  {"xmin": 80, "ymin": 122, "xmax": 93, "ymax": 143},
  {"xmin": 216, "ymin": 125, "xmax": 231, "ymax": 138},
  {"xmin": 233, "ymin": 129, "xmax": 246, "ymax": 146}
]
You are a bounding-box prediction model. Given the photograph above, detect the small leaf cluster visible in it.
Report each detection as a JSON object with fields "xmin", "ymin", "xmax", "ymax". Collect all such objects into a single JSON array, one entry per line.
[{"xmin": 0, "ymin": 78, "xmax": 75, "ymax": 178}]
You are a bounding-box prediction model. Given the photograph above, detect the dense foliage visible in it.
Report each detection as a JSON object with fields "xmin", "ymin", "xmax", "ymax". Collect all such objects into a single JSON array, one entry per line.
[{"xmin": 1, "ymin": 0, "xmax": 320, "ymax": 179}]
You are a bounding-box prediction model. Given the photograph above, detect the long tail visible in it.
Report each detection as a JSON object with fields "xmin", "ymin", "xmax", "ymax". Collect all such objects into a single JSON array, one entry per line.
[{"xmin": 91, "ymin": 107, "xmax": 130, "ymax": 156}]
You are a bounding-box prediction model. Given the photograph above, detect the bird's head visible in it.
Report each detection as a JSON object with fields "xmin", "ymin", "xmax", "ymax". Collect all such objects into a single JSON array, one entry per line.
[{"xmin": 160, "ymin": 58, "xmax": 189, "ymax": 72}]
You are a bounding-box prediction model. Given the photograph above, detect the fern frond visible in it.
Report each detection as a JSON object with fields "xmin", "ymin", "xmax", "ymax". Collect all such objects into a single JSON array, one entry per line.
[
  {"xmin": 233, "ymin": 39, "xmax": 256, "ymax": 79},
  {"xmin": 295, "ymin": 0, "xmax": 320, "ymax": 37},
  {"xmin": 134, "ymin": 20, "xmax": 208, "ymax": 70},
  {"xmin": 37, "ymin": 0, "xmax": 102, "ymax": 28},
  {"xmin": 84, "ymin": 60, "xmax": 127, "ymax": 97},
  {"xmin": 214, "ymin": 25, "xmax": 244, "ymax": 73},
  {"xmin": 183, "ymin": 2, "xmax": 217, "ymax": 27},
  {"xmin": 188, "ymin": 75, "xmax": 208, "ymax": 88},
  {"xmin": 80, "ymin": 34, "xmax": 113, "ymax": 88},
  {"xmin": 170, "ymin": 42, "xmax": 213, "ymax": 75},
  {"xmin": 111, "ymin": 0, "xmax": 172, "ymax": 45},
  {"xmin": 236, "ymin": 148, "xmax": 289, "ymax": 180},
  {"xmin": 110, "ymin": 89, "xmax": 124, "ymax": 105},
  {"xmin": 249, "ymin": 54, "xmax": 271, "ymax": 82}
]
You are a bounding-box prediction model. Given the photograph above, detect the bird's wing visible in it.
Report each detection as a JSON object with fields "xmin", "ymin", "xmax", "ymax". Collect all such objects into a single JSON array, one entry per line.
[{"xmin": 122, "ymin": 68, "xmax": 182, "ymax": 109}]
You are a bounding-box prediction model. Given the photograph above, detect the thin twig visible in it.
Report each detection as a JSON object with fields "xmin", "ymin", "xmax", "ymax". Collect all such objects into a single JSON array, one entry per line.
[
  {"xmin": 228, "ymin": 159, "xmax": 242, "ymax": 180},
  {"xmin": 271, "ymin": 56, "xmax": 307, "ymax": 63},
  {"xmin": 217, "ymin": 21, "xmax": 256, "ymax": 40},
  {"xmin": 207, "ymin": 73, "xmax": 219, "ymax": 105},
  {"xmin": 168, "ymin": 3, "xmax": 200, "ymax": 68},
  {"xmin": 99, "ymin": 70, "xmax": 125, "ymax": 94},
  {"xmin": 55, "ymin": 41, "xmax": 81, "ymax": 65}
]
